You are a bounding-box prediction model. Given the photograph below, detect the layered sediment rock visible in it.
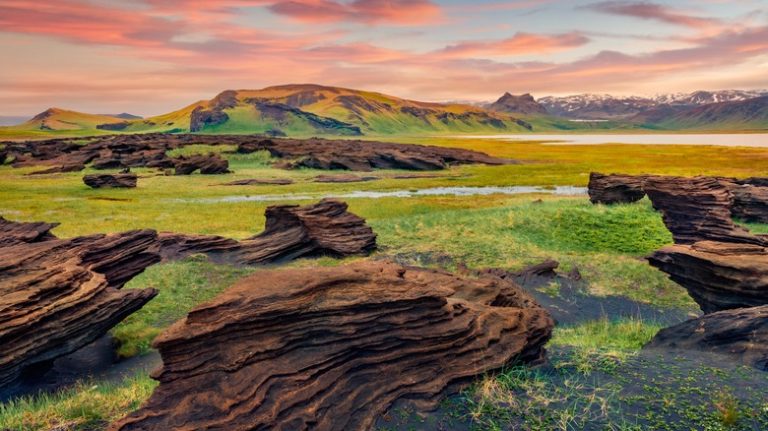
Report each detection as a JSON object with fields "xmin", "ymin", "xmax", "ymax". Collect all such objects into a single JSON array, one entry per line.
[
  {"xmin": 646, "ymin": 305, "xmax": 768, "ymax": 370},
  {"xmin": 112, "ymin": 261, "xmax": 553, "ymax": 431},
  {"xmin": 0, "ymin": 229, "xmax": 160, "ymax": 389},
  {"xmin": 221, "ymin": 178, "xmax": 293, "ymax": 186},
  {"xmin": 83, "ymin": 173, "xmax": 138, "ymax": 188},
  {"xmin": 0, "ymin": 216, "xmax": 58, "ymax": 247},
  {"xmin": 731, "ymin": 184, "xmax": 768, "ymax": 223},
  {"xmin": 158, "ymin": 199, "xmax": 377, "ymax": 264},
  {"xmin": 648, "ymin": 241, "xmax": 768, "ymax": 313},
  {"xmin": 587, "ymin": 172, "xmax": 647, "ymax": 204},
  {"xmin": 172, "ymin": 154, "xmax": 230, "ymax": 175},
  {"xmin": 2, "ymin": 134, "xmax": 512, "ymax": 173},
  {"xmin": 643, "ymin": 175, "xmax": 765, "ymax": 246}
]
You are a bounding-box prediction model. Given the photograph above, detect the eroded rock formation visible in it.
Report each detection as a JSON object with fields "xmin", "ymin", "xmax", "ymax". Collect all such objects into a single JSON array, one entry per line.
[
  {"xmin": 731, "ymin": 184, "xmax": 768, "ymax": 223},
  {"xmin": 221, "ymin": 178, "xmax": 293, "ymax": 186},
  {"xmin": 646, "ymin": 305, "xmax": 768, "ymax": 370},
  {"xmin": 0, "ymin": 229, "xmax": 160, "ymax": 390},
  {"xmin": 0, "ymin": 216, "xmax": 58, "ymax": 247},
  {"xmin": 83, "ymin": 173, "xmax": 138, "ymax": 188},
  {"xmin": 314, "ymin": 174, "xmax": 378, "ymax": 183},
  {"xmin": 172, "ymin": 154, "xmax": 230, "ymax": 175},
  {"xmin": 111, "ymin": 260, "xmax": 553, "ymax": 431},
  {"xmin": 3, "ymin": 134, "xmax": 512, "ymax": 173},
  {"xmin": 157, "ymin": 199, "xmax": 377, "ymax": 265},
  {"xmin": 643, "ymin": 175, "xmax": 766, "ymax": 246},
  {"xmin": 587, "ymin": 172, "xmax": 647, "ymax": 204},
  {"xmin": 648, "ymin": 241, "xmax": 768, "ymax": 313}
]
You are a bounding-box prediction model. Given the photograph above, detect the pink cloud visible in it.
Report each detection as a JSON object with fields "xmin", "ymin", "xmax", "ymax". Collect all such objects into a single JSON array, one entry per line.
[
  {"xmin": 585, "ymin": 1, "xmax": 722, "ymax": 30},
  {"xmin": 437, "ymin": 32, "xmax": 589, "ymax": 58},
  {"xmin": 267, "ymin": 0, "xmax": 442, "ymax": 24}
]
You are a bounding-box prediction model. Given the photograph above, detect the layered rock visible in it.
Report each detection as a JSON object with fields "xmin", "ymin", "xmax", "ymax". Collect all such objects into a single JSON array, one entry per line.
[
  {"xmin": 0, "ymin": 216, "xmax": 58, "ymax": 247},
  {"xmin": 83, "ymin": 173, "xmax": 138, "ymax": 188},
  {"xmin": 313, "ymin": 174, "xmax": 378, "ymax": 183},
  {"xmin": 158, "ymin": 199, "xmax": 377, "ymax": 264},
  {"xmin": 221, "ymin": 178, "xmax": 293, "ymax": 186},
  {"xmin": 643, "ymin": 175, "xmax": 765, "ymax": 246},
  {"xmin": 730, "ymin": 184, "xmax": 768, "ymax": 223},
  {"xmin": 0, "ymin": 229, "xmax": 160, "ymax": 389},
  {"xmin": 172, "ymin": 154, "xmax": 230, "ymax": 175},
  {"xmin": 646, "ymin": 305, "xmax": 768, "ymax": 370},
  {"xmin": 111, "ymin": 261, "xmax": 553, "ymax": 431},
  {"xmin": 587, "ymin": 172, "xmax": 647, "ymax": 204},
  {"xmin": 648, "ymin": 241, "xmax": 768, "ymax": 313},
  {"xmin": 3, "ymin": 134, "xmax": 512, "ymax": 173}
]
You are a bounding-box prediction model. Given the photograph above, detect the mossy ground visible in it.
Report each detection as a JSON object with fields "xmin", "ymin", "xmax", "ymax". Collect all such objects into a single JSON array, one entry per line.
[{"xmin": 1, "ymin": 138, "xmax": 768, "ymax": 430}]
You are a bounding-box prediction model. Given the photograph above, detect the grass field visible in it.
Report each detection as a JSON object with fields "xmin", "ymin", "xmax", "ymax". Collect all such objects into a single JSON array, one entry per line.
[{"xmin": 1, "ymin": 137, "xmax": 768, "ymax": 430}]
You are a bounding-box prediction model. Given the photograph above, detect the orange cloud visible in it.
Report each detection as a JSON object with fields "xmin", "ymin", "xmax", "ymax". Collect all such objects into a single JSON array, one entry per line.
[
  {"xmin": 437, "ymin": 32, "xmax": 589, "ymax": 58},
  {"xmin": 267, "ymin": 0, "xmax": 442, "ymax": 24}
]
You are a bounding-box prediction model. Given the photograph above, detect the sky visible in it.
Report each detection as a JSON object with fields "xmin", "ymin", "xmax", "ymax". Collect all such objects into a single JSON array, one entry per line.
[{"xmin": 0, "ymin": 0, "xmax": 767, "ymax": 116}]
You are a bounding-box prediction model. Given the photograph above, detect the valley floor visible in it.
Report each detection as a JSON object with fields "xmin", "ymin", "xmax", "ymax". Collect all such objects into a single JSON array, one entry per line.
[{"xmin": 1, "ymin": 138, "xmax": 768, "ymax": 430}]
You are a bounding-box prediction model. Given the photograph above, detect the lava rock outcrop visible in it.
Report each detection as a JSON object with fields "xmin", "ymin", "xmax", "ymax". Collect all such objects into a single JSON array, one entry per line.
[
  {"xmin": 172, "ymin": 154, "xmax": 230, "ymax": 175},
  {"xmin": 643, "ymin": 175, "xmax": 766, "ymax": 246},
  {"xmin": 646, "ymin": 305, "xmax": 768, "ymax": 370},
  {"xmin": 587, "ymin": 172, "xmax": 648, "ymax": 204},
  {"xmin": 111, "ymin": 260, "xmax": 553, "ymax": 431},
  {"xmin": 83, "ymin": 173, "xmax": 138, "ymax": 188},
  {"xmin": 0, "ymin": 229, "xmax": 160, "ymax": 390},
  {"xmin": 648, "ymin": 241, "xmax": 768, "ymax": 313},
  {"xmin": 158, "ymin": 199, "xmax": 376, "ymax": 265},
  {"xmin": 0, "ymin": 216, "xmax": 59, "ymax": 247}
]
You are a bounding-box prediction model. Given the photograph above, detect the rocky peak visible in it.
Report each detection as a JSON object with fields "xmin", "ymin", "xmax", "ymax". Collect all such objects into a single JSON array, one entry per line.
[{"xmin": 489, "ymin": 92, "xmax": 548, "ymax": 115}]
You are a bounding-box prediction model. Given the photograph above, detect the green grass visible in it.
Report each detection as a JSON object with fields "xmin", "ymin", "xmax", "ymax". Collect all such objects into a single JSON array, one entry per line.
[
  {"xmin": 2, "ymin": 137, "xmax": 768, "ymax": 430},
  {"xmin": 112, "ymin": 258, "xmax": 255, "ymax": 357},
  {"xmin": 0, "ymin": 373, "xmax": 157, "ymax": 431}
]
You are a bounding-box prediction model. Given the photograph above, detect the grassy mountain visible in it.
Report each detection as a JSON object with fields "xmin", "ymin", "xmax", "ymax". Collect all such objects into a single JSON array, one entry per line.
[
  {"xmin": 119, "ymin": 84, "xmax": 543, "ymax": 136},
  {"xmin": 652, "ymin": 96, "xmax": 768, "ymax": 131},
  {"xmin": 0, "ymin": 108, "xmax": 127, "ymax": 138}
]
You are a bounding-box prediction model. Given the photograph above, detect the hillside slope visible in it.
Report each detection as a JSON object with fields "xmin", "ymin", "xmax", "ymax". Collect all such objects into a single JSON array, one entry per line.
[{"xmin": 653, "ymin": 96, "xmax": 768, "ymax": 130}]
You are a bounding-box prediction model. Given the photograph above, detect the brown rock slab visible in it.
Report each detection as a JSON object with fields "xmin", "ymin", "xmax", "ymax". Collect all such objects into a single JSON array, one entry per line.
[
  {"xmin": 587, "ymin": 172, "xmax": 647, "ymax": 204},
  {"xmin": 172, "ymin": 154, "xmax": 230, "ymax": 175},
  {"xmin": 731, "ymin": 184, "xmax": 768, "ymax": 223},
  {"xmin": 645, "ymin": 305, "xmax": 768, "ymax": 370},
  {"xmin": 648, "ymin": 241, "xmax": 768, "ymax": 313},
  {"xmin": 158, "ymin": 199, "xmax": 377, "ymax": 264},
  {"xmin": 111, "ymin": 260, "xmax": 553, "ymax": 431},
  {"xmin": 313, "ymin": 174, "xmax": 378, "ymax": 183},
  {"xmin": 83, "ymin": 173, "xmax": 138, "ymax": 188},
  {"xmin": 0, "ymin": 229, "xmax": 161, "ymax": 389},
  {"xmin": 0, "ymin": 216, "xmax": 58, "ymax": 247},
  {"xmin": 27, "ymin": 162, "xmax": 86, "ymax": 175},
  {"xmin": 221, "ymin": 178, "xmax": 293, "ymax": 186},
  {"xmin": 643, "ymin": 175, "xmax": 765, "ymax": 246},
  {"xmin": 3, "ymin": 134, "xmax": 512, "ymax": 173}
]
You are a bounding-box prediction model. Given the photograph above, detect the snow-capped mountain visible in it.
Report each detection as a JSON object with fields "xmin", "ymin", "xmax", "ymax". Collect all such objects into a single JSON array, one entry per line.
[{"xmin": 538, "ymin": 90, "xmax": 768, "ymax": 120}]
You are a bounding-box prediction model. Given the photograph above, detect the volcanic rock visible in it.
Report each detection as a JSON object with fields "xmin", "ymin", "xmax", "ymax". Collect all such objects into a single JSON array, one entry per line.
[
  {"xmin": 645, "ymin": 305, "xmax": 768, "ymax": 370},
  {"xmin": 0, "ymin": 216, "xmax": 58, "ymax": 247},
  {"xmin": 172, "ymin": 154, "xmax": 230, "ymax": 175},
  {"xmin": 643, "ymin": 175, "xmax": 766, "ymax": 246},
  {"xmin": 648, "ymin": 241, "xmax": 768, "ymax": 313},
  {"xmin": 0, "ymin": 149, "xmax": 7, "ymax": 164},
  {"xmin": 157, "ymin": 199, "xmax": 377, "ymax": 264},
  {"xmin": 738, "ymin": 177, "xmax": 768, "ymax": 188},
  {"xmin": 2, "ymin": 134, "xmax": 512, "ymax": 173},
  {"xmin": 314, "ymin": 174, "xmax": 378, "ymax": 183},
  {"xmin": 587, "ymin": 172, "xmax": 647, "ymax": 204},
  {"xmin": 0, "ymin": 229, "xmax": 160, "ymax": 390},
  {"xmin": 730, "ymin": 184, "xmax": 768, "ymax": 223},
  {"xmin": 489, "ymin": 92, "xmax": 548, "ymax": 115},
  {"xmin": 221, "ymin": 178, "xmax": 293, "ymax": 186},
  {"xmin": 83, "ymin": 173, "xmax": 138, "ymax": 188},
  {"xmin": 27, "ymin": 162, "xmax": 86, "ymax": 175},
  {"xmin": 111, "ymin": 260, "xmax": 553, "ymax": 431}
]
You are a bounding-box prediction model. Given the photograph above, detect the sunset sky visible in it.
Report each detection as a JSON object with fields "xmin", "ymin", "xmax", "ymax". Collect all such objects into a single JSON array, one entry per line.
[{"xmin": 1, "ymin": 0, "xmax": 767, "ymax": 116}]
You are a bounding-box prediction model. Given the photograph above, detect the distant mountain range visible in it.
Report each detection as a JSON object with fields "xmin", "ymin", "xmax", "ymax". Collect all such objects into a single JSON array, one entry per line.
[
  {"xmin": 1, "ymin": 86, "xmax": 766, "ymax": 138},
  {"xmin": 538, "ymin": 90, "xmax": 768, "ymax": 120}
]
